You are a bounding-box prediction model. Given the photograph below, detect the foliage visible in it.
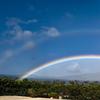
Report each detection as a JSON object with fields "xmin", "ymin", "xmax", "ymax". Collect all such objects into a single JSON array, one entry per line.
[{"xmin": 1, "ymin": 76, "xmax": 100, "ymax": 99}]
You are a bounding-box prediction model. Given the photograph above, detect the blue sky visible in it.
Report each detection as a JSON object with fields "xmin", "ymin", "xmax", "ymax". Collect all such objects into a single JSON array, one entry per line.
[{"xmin": 0, "ymin": 0, "xmax": 100, "ymax": 77}]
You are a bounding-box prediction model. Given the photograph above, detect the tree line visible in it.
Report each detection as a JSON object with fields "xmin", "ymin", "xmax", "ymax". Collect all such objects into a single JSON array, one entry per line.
[{"xmin": 0, "ymin": 76, "xmax": 100, "ymax": 100}]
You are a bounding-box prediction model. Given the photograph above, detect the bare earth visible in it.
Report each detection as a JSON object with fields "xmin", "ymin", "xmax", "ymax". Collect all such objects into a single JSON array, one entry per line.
[{"xmin": 0, "ymin": 96, "xmax": 59, "ymax": 100}]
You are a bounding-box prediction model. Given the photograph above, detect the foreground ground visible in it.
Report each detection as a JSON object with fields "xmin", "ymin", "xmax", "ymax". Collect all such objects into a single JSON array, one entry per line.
[{"xmin": 0, "ymin": 96, "xmax": 60, "ymax": 100}]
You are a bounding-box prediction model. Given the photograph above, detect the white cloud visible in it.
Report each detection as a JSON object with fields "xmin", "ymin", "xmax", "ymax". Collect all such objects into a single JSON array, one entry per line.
[
  {"xmin": 14, "ymin": 41, "xmax": 35, "ymax": 54},
  {"xmin": 23, "ymin": 30, "xmax": 33, "ymax": 37},
  {"xmin": 25, "ymin": 19, "xmax": 38, "ymax": 24},
  {"xmin": 22, "ymin": 41, "xmax": 35, "ymax": 50},
  {"xmin": 6, "ymin": 23, "xmax": 33, "ymax": 41},
  {"xmin": 0, "ymin": 18, "xmax": 61, "ymax": 65},
  {"xmin": 6, "ymin": 18, "xmax": 60, "ymax": 44},
  {"xmin": 0, "ymin": 41, "xmax": 35, "ymax": 65},
  {"xmin": 6, "ymin": 17, "xmax": 38, "ymax": 26},
  {"xmin": 5, "ymin": 17, "xmax": 38, "ymax": 41},
  {"xmin": 4, "ymin": 50, "xmax": 13, "ymax": 58},
  {"xmin": 42, "ymin": 27, "xmax": 60, "ymax": 37},
  {"xmin": 0, "ymin": 50, "xmax": 13, "ymax": 64},
  {"xmin": 15, "ymin": 29, "xmax": 33, "ymax": 40},
  {"xmin": 6, "ymin": 18, "xmax": 20, "ymax": 26}
]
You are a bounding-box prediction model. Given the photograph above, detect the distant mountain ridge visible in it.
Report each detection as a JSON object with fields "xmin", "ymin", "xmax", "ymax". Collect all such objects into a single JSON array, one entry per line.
[
  {"xmin": 1, "ymin": 72, "xmax": 100, "ymax": 81},
  {"xmin": 0, "ymin": 74, "xmax": 19, "ymax": 79},
  {"xmin": 55, "ymin": 72, "xmax": 100, "ymax": 81},
  {"xmin": 29, "ymin": 72, "xmax": 100, "ymax": 81}
]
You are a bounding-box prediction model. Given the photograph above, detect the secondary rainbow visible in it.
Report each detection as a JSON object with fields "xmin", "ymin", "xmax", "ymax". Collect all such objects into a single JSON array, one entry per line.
[{"xmin": 19, "ymin": 55, "xmax": 100, "ymax": 80}]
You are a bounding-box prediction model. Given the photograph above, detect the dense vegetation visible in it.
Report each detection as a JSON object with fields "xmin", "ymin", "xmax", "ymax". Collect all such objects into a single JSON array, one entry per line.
[{"xmin": 0, "ymin": 76, "xmax": 100, "ymax": 100}]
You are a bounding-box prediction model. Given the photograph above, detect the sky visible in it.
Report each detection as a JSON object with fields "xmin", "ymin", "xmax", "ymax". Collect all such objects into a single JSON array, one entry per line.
[{"xmin": 1, "ymin": 0, "xmax": 100, "ymax": 78}]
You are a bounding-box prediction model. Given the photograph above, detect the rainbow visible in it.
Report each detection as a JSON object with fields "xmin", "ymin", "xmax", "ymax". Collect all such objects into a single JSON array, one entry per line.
[{"xmin": 19, "ymin": 55, "xmax": 100, "ymax": 80}]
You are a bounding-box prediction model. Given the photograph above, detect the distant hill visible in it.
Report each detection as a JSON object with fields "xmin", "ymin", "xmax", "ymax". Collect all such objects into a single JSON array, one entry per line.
[
  {"xmin": 1, "ymin": 72, "xmax": 100, "ymax": 82},
  {"xmin": 0, "ymin": 74, "xmax": 19, "ymax": 80},
  {"xmin": 28, "ymin": 72, "xmax": 100, "ymax": 81},
  {"xmin": 57, "ymin": 72, "xmax": 100, "ymax": 81}
]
